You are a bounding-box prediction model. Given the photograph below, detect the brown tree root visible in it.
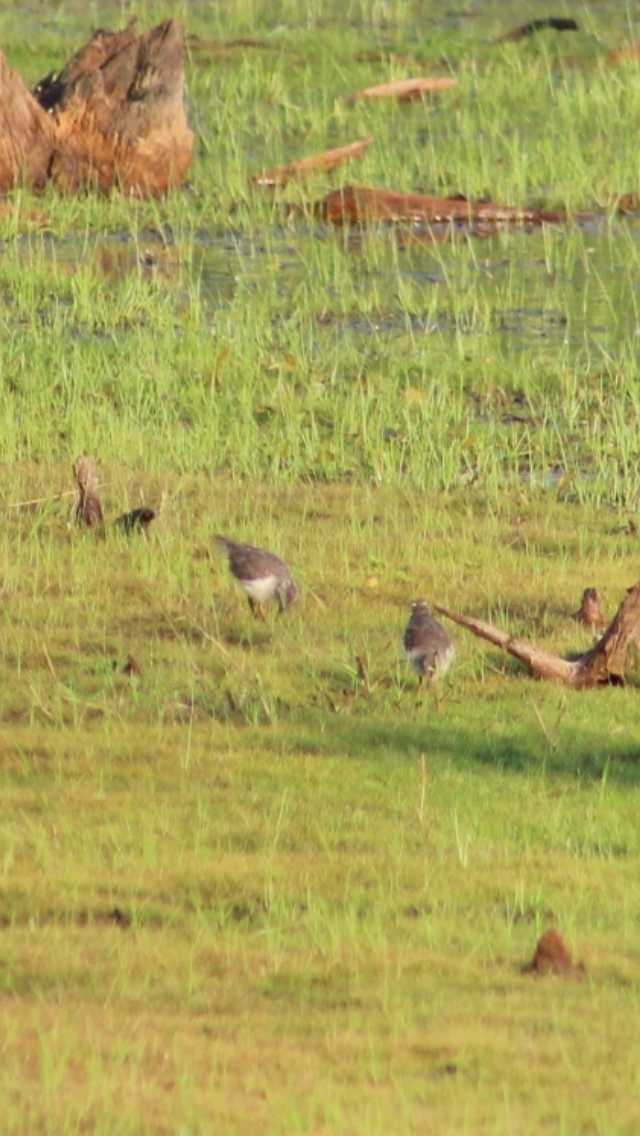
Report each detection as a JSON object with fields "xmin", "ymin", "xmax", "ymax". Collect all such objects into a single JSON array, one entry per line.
[{"xmin": 436, "ymin": 578, "xmax": 640, "ymax": 687}]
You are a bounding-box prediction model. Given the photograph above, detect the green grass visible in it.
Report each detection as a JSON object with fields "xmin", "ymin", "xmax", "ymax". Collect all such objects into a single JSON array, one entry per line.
[
  {"xmin": 2, "ymin": 477, "xmax": 640, "ymax": 1133},
  {"xmin": 2, "ymin": 1, "xmax": 640, "ymax": 1131}
]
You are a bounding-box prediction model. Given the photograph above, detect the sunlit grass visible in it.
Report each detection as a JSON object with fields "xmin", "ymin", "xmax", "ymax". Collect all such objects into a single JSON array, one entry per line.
[{"xmin": 2, "ymin": 1, "xmax": 640, "ymax": 1132}]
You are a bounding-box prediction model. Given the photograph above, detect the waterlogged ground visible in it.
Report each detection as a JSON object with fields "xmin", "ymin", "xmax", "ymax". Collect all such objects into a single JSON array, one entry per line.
[
  {"xmin": 2, "ymin": 0, "xmax": 640, "ymax": 497},
  {"xmin": 2, "ymin": 2, "xmax": 640, "ymax": 1134}
]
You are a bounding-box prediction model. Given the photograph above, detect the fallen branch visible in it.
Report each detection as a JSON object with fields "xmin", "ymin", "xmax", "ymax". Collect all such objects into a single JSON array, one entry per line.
[
  {"xmin": 252, "ymin": 138, "xmax": 373, "ymax": 188},
  {"xmin": 435, "ymin": 577, "xmax": 640, "ymax": 687},
  {"xmin": 345, "ymin": 77, "xmax": 457, "ymax": 104},
  {"xmin": 315, "ymin": 185, "xmax": 568, "ymax": 226}
]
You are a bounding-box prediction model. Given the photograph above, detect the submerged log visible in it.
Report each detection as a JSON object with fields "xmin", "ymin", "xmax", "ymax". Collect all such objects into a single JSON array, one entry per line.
[
  {"xmin": 435, "ymin": 577, "xmax": 640, "ymax": 687},
  {"xmin": 0, "ymin": 18, "xmax": 193, "ymax": 197},
  {"xmin": 316, "ymin": 186, "xmax": 568, "ymax": 226}
]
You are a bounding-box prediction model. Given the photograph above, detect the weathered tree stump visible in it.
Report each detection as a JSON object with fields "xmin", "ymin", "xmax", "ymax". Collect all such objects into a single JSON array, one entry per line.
[
  {"xmin": 0, "ymin": 18, "xmax": 193, "ymax": 197},
  {"xmin": 436, "ymin": 577, "xmax": 640, "ymax": 687},
  {"xmin": 0, "ymin": 51, "xmax": 55, "ymax": 190}
]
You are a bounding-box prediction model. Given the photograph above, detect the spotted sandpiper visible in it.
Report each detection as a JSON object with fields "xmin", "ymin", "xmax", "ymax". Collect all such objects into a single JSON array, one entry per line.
[
  {"xmin": 403, "ymin": 600, "xmax": 455, "ymax": 685},
  {"xmin": 215, "ymin": 536, "xmax": 299, "ymax": 620},
  {"xmin": 73, "ymin": 454, "xmax": 104, "ymax": 531}
]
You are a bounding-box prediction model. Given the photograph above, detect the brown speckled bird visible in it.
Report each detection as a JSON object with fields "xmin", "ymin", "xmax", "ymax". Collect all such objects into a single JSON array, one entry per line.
[
  {"xmin": 216, "ymin": 536, "xmax": 299, "ymax": 619},
  {"xmin": 73, "ymin": 454, "xmax": 104, "ymax": 531},
  {"xmin": 403, "ymin": 601, "xmax": 455, "ymax": 685}
]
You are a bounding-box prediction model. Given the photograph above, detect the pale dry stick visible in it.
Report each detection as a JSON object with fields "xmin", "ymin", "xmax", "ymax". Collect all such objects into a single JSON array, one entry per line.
[
  {"xmin": 252, "ymin": 137, "xmax": 373, "ymax": 187},
  {"xmin": 351, "ymin": 653, "xmax": 397, "ymax": 694},
  {"xmin": 253, "ymin": 675, "xmax": 273, "ymax": 724},
  {"xmin": 181, "ymin": 696, "xmax": 196, "ymax": 771},
  {"xmin": 6, "ymin": 488, "xmax": 77, "ymax": 510},
  {"xmin": 141, "ymin": 581, "xmax": 244, "ymax": 671},
  {"xmin": 42, "ymin": 641, "xmax": 60, "ymax": 682},
  {"xmin": 145, "ymin": 586, "xmax": 257, "ymax": 716},
  {"xmin": 272, "ymin": 787, "xmax": 289, "ymax": 850},
  {"xmin": 453, "ymin": 810, "xmax": 470, "ymax": 868},
  {"xmin": 355, "ymin": 655, "xmax": 371, "ymax": 694},
  {"xmin": 416, "ymin": 754, "xmax": 428, "ymax": 825},
  {"xmin": 28, "ymin": 683, "xmax": 54, "ymax": 721},
  {"xmin": 306, "ymin": 587, "xmax": 327, "ymax": 610},
  {"xmin": 188, "ymin": 616, "xmax": 249, "ymax": 678},
  {"xmin": 41, "ymin": 641, "xmax": 108, "ymax": 712},
  {"xmin": 528, "ymin": 695, "xmax": 557, "ymax": 752}
]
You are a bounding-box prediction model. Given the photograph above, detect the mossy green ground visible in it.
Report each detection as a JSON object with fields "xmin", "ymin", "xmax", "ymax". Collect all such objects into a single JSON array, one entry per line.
[{"xmin": 2, "ymin": 1, "xmax": 640, "ymax": 1132}]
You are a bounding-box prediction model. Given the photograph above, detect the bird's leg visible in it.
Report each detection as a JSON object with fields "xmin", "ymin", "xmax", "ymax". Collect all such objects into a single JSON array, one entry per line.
[{"xmin": 248, "ymin": 597, "xmax": 267, "ymax": 622}]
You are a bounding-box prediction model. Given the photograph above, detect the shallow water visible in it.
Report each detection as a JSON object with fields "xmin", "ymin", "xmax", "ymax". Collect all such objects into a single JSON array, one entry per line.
[{"xmin": 10, "ymin": 206, "xmax": 640, "ymax": 368}]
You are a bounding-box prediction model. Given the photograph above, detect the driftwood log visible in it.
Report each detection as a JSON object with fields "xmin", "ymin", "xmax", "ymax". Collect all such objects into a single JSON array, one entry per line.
[
  {"xmin": 436, "ymin": 578, "xmax": 640, "ymax": 687},
  {"xmin": 316, "ymin": 186, "xmax": 568, "ymax": 227},
  {"xmin": 0, "ymin": 19, "xmax": 193, "ymax": 197}
]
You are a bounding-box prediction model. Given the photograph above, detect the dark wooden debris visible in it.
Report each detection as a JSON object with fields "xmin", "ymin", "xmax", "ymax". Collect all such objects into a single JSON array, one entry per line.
[
  {"xmin": 495, "ymin": 18, "xmax": 579, "ymax": 44},
  {"xmin": 114, "ymin": 507, "xmax": 156, "ymax": 536},
  {"xmin": 522, "ymin": 928, "xmax": 585, "ymax": 978}
]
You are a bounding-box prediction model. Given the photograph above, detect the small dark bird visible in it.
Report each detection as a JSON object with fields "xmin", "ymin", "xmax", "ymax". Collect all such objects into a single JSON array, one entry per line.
[
  {"xmin": 114, "ymin": 507, "xmax": 156, "ymax": 536},
  {"xmin": 215, "ymin": 536, "xmax": 298, "ymax": 620},
  {"xmin": 572, "ymin": 587, "xmax": 608, "ymax": 631},
  {"xmin": 403, "ymin": 600, "xmax": 455, "ymax": 685},
  {"xmin": 73, "ymin": 454, "xmax": 104, "ymax": 531}
]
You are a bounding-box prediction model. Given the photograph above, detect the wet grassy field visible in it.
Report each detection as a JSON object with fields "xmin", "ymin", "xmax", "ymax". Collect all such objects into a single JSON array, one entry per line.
[{"xmin": 2, "ymin": 1, "xmax": 640, "ymax": 1133}]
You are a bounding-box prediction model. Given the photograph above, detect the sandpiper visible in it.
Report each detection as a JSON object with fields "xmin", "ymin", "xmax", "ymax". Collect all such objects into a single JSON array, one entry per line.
[
  {"xmin": 403, "ymin": 600, "xmax": 455, "ymax": 685},
  {"xmin": 215, "ymin": 536, "xmax": 298, "ymax": 619},
  {"xmin": 73, "ymin": 454, "xmax": 104, "ymax": 530}
]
